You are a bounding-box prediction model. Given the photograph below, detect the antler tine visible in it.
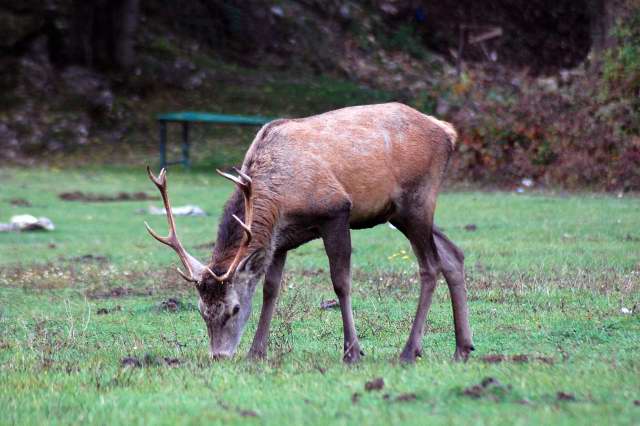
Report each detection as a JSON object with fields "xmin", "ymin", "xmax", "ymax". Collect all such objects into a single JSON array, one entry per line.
[
  {"xmin": 146, "ymin": 166, "xmax": 166, "ymax": 188},
  {"xmin": 145, "ymin": 165, "xmax": 207, "ymax": 284},
  {"xmin": 144, "ymin": 221, "xmax": 171, "ymax": 246},
  {"xmin": 232, "ymin": 214, "xmax": 252, "ymax": 243},
  {"xmin": 208, "ymin": 168, "xmax": 255, "ymax": 283},
  {"xmin": 233, "ymin": 167, "xmax": 252, "ymax": 184},
  {"xmin": 216, "ymin": 169, "xmax": 247, "ymax": 187},
  {"xmin": 177, "ymin": 267, "xmax": 197, "ymax": 283}
]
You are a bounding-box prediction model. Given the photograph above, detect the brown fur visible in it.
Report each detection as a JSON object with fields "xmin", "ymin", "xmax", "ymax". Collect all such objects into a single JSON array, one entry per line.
[
  {"xmin": 228, "ymin": 103, "xmax": 454, "ymax": 249},
  {"xmin": 204, "ymin": 102, "xmax": 474, "ymax": 362}
]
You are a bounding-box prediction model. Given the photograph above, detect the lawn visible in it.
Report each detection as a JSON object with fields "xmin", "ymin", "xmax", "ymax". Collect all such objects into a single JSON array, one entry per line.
[{"xmin": 0, "ymin": 167, "xmax": 639, "ymax": 425}]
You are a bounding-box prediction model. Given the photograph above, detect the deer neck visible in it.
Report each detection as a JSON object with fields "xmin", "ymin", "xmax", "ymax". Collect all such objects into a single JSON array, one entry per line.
[{"xmin": 211, "ymin": 187, "xmax": 280, "ymax": 274}]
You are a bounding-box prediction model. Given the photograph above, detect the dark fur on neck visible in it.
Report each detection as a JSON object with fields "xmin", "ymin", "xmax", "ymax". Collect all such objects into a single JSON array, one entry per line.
[
  {"xmin": 211, "ymin": 179, "xmax": 281, "ymax": 275},
  {"xmin": 211, "ymin": 189, "xmax": 244, "ymax": 270}
]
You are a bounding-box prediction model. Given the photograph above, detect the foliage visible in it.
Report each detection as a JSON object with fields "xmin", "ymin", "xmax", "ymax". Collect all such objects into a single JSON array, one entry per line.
[
  {"xmin": 0, "ymin": 168, "xmax": 639, "ymax": 424},
  {"xmin": 381, "ymin": 24, "xmax": 427, "ymax": 60},
  {"xmin": 1, "ymin": 0, "xmax": 639, "ymax": 191},
  {"xmin": 603, "ymin": 3, "xmax": 640, "ymax": 97},
  {"xmin": 444, "ymin": 66, "xmax": 640, "ymax": 191}
]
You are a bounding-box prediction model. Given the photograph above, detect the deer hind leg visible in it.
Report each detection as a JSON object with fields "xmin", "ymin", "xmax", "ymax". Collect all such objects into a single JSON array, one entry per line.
[
  {"xmin": 321, "ymin": 206, "xmax": 364, "ymax": 364},
  {"xmin": 248, "ymin": 250, "xmax": 287, "ymax": 360},
  {"xmin": 433, "ymin": 226, "xmax": 475, "ymax": 361},
  {"xmin": 391, "ymin": 201, "xmax": 440, "ymax": 364}
]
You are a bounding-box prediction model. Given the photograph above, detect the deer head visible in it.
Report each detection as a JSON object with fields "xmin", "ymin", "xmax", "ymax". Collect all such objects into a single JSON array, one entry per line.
[{"xmin": 144, "ymin": 166, "xmax": 261, "ymax": 358}]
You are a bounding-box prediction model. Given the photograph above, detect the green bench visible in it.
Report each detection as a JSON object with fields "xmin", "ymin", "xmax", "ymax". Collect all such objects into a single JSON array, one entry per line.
[{"xmin": 156, "ymin": 112, "xmax": 273, "ymax": 168}]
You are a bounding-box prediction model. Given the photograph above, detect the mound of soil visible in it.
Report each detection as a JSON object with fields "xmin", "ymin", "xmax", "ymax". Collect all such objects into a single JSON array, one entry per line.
[{"xmin": 59, "ymin": 191, "xmax": 158, "ymax": 202}]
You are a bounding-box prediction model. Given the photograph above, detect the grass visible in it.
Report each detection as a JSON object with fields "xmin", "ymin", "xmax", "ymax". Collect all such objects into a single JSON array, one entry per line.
[{"xmin": 1, "ymin": 166, "xmax": 639, "ymax": 425}]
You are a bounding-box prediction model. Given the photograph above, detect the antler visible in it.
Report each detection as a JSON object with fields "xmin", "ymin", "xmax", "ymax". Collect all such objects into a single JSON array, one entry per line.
[
  {"xmin": 144, "ymin": 166, "xmax": 212, "ymax": 284},
  {"xmin": 212, "ymin": 167, "xmax": 254, "ymax": 282}
]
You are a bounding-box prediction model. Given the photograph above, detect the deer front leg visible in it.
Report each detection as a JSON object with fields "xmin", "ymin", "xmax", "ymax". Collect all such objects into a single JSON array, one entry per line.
[
  {"xmin": 248, "ymin": 251, "xmax": 287, "ymax": 360},
  {"xmin": 321, "ymin": 212, "xmax": 363, "ymax": 364}
]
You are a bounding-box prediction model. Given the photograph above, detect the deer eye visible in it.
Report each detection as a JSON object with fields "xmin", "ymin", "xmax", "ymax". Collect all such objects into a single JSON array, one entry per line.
[{"xmin": 232, "ymin": 304, "xmax": 240, "ymax": 316}]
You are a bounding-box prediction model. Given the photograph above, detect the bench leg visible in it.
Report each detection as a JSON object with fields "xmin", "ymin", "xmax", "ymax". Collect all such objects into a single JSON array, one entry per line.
[
  {"xmin": 159, "ymin": 122, "xmax": 167, "ymax": 169},
  {"xmin": 181, "ymin": 122, "xmax": 190, "ymax": 168}
]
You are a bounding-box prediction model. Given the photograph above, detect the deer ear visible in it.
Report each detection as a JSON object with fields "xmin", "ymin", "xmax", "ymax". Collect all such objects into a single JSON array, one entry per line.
[{"xmin": 238, "ymin": 249, "xmax": 266, "ymax": 274}]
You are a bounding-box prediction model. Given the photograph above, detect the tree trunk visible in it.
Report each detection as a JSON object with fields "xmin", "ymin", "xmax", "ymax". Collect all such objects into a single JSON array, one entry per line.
[
  {"xmin": 67, "ymin": 0, "xmax": 139, "ymax": 70},
  {"xmin": 114, "ymin": 0, "xmax": 139, "ymax": 69},
  {"xmin": 588, "ymin": 0, "xmax": 625, "ymax": 60}
]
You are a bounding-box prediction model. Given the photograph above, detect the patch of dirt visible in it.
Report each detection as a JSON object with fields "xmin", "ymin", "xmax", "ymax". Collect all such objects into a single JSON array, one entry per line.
[
  {"xmin": 120, "ymin": 356, "xmax": 142, "ymax": 368},
  {"xmin": 301, "ymin": 268, "xmax": 325, "ymax": 277},
  {"xmin": 462, "ymin": 377, "xmax": 512, "ymax": 400},
  {"xmin": 351, "ymin": 269, "xmax": 418, "ymax": 298},
  {"xmin": 464, "ymin": 223, "xmax": 478, "ymax": 231},
  {"xmin": 238, "ymin": 410, "xmax": 258, "ymax": 418},
  {"xmin": 482, "ymin": 354, "xmax": 507, "ymax": 363},
  {"xmin": 195, "ymin": 241, "xmax": 215, "ymax": 249},
  {"xmin": 216, "ymin": 399, "xmax": 259, "ymax": 418},
  {"xmin": 9, "ymin": 198, "xmax": 31, "ymax": 207},
  {"xmin": 395, "ymin": 393, "xmax": 417, "ymax": 402},
  {"xmin": 163, "ymin": 357, "xmax": 181, "ymax": 367},
  {"xmin": 68, "ymin": 254, "xmax": 108, "ymax": 263},
  {"xmin": 120, "ymin": 354, "xmax": 182, "ymax": 368},
  {"xmin": 351, "ymin": 392, "xmax": 361, "ymax": 404},
  {"xmin": 365, "ymin": 377, "xmax": 385, "ymax": 391},
  {"xmin": 634, "ymin": 399, "xmax": 640, "ymax": 406},
  {"xmin": 158, "ymin": 298, "xmax": 182, "ymax": 312},
  {"xmin": 2, "ymin": 262, "xmax": 190, "ymax": 297},
  {"xmin": 88, "ymin": 286, "xmax": 153, "ymax": 299},
  {"xmin": 96, "ymin": 305, "xmax": 121, "ymax": 315},
  {"xmin": 320, "ymin": 299, "xmax": 339, "ymax": 310},
  {"xmin": 556, "ymin": 391, "xmax": 576, "ymax": 401},
  {"xmin": 59, "ymin": 191, "xmax": 159, "ymax": 202},
  {"xmin": 481, "ymin": 354, "xmax": 555, "ymax": 365}
]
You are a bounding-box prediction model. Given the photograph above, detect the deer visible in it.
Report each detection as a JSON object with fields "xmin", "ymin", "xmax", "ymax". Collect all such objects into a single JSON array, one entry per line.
[{"xmin": 145, "ymin": 102, "xmax": 474, "ymax": 364}]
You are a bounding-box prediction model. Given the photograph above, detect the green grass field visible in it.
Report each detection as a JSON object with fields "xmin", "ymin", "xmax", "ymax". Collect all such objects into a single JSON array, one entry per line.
[{"xmin": 1, "ymin": 167, "xmax": 639, "ymax": 425}]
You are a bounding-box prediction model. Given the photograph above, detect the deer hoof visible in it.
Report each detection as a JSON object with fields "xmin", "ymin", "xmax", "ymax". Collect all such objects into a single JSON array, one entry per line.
[
  {"xmin": 247, "ymin": 349, "xmax": 267, "ymax": 361},
  {"xmin": 453, "ymin": 344, "xmax": 475, "ymax": 362},
  {"xmin": 343, "ymin": 343, "xmax": 364, "ymax": 364},
  {"xmin": 399, "ymin": 345, "xmax": 422, "ymax": 364}
]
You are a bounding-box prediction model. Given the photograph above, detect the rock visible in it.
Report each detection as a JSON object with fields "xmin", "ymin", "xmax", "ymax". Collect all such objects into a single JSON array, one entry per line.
[
  {"xmin": 143, "ymin": 205, "xmax": 207, "ymax": 217},
  {"xmin": 320, "ymin": 299, "xmax": 339, "ymax": 310},
  {"xmin": 521, "ymin": 178, "xmax": 534, "ymax": 188},
  {"xmin": 537, "ymin": 77, "xmax": 558, "ymax": 92},
  {"xmin": 0, "ymin": 214, "xmax": 55, "ymax": 232},
  {"xmin": 270, "ymin": 5, "xmax": 284, "ymax": 17}
]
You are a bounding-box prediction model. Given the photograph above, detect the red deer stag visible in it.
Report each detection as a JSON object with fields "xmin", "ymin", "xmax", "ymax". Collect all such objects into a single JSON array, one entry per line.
[{"xmin": 145, "ymin": 102, "xmax": 474, "ymax": 363}]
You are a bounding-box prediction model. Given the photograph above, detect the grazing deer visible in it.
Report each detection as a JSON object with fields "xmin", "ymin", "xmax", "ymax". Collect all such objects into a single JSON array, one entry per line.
[{"xmin": 145, "ymin": 102, "xmax": 474, "ymax": 363}]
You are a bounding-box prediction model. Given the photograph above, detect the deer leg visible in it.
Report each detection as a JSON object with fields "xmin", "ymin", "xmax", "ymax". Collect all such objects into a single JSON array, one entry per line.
[
  {"xmin": 321, "ymin": 211, "xmax": 363, "ymax": 364},
  {"xmin": 391, "ymin": 205, "xmax": 439, "ymax": 363},
  {"xmin": 248, "ymin": 250, "xmax": 287, "ymax": 360},
  {"xmin": 400, "ymin": 236, "xmax": 439, "ymax": 363},
  {"xmin": 433, "ymin": 227, "xmax": 475, "ymax": 361}
]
